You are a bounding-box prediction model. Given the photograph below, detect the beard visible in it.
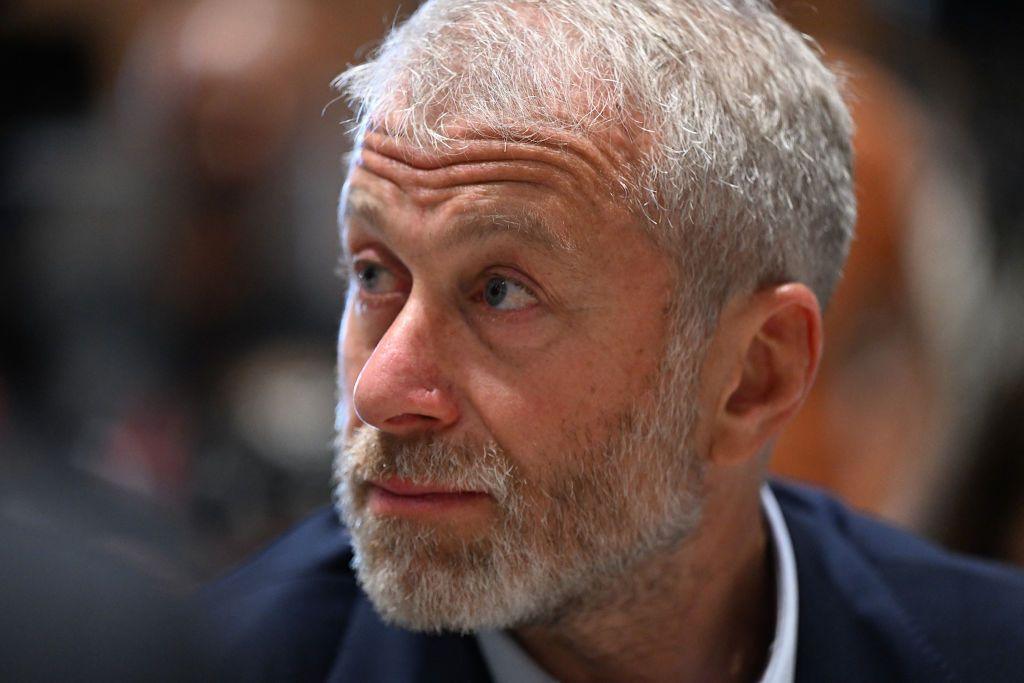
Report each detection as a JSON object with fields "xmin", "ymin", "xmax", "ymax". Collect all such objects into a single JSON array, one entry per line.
[{"xmin": 333, "ymin": 331, "xmax": 706, "ymax": 634}]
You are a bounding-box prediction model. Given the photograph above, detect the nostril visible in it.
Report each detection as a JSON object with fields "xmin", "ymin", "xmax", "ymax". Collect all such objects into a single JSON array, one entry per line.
[{"xmin": 384, "ymin": 413, "xmax": 438, "ymax": 429}]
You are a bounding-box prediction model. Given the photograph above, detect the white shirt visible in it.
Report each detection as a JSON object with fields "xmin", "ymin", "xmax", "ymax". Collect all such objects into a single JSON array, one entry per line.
[{"xmin": 476, "ymin": 485, "xmax": 798, "ymax": 683}]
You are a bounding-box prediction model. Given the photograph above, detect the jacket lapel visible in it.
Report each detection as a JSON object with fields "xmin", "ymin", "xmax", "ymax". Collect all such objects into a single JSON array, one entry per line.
[
  {"xmin": 327, "ymin": 597, "xmax": 493, "ymax": 683},
  {"xmin": 773, "ymin": 482, "xmax": 956, "ymax": 683}
]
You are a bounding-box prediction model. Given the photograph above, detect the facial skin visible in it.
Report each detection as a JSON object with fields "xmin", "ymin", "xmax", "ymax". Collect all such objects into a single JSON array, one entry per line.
[
  {"xmin": 334, "ymin": 126, "xmax": 706, "ymax": 626},
  {"xmin": 334, "ymin": 126, "xmax": 824, "ymax": 682}
]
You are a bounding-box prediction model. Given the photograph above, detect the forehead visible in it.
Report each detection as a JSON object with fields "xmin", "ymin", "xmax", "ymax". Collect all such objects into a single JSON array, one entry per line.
[
  {"xmin": 340, "ymin": 128, "xmax": 646, "ymax": 251},
  {"xmin": 344, "ymin": 186, "xmax": 578, "ymax": 254}
]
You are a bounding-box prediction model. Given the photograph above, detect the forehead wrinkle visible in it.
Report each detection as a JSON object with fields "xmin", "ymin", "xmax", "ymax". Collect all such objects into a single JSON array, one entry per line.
[
  {"xmin": 361, "ymin": 128, "xmax": 636, "ymax": 178},
  {"xmin": 359, "ymin": 148, "xmax": 583, "ymax": 203},
  {"xmin": 344, "ymin": 188, "xmax": 581, "ymax": 264},
  {"xmin": 343, "ymin": 180, "xmax": 580, "ymax": 261},
  {"xmin": 436, "ymin": 210, "xmax": 578, "ymax": 255},
  {"xmin": 358, "ymin": 130, "xmax": 627, "ymax": 200}
]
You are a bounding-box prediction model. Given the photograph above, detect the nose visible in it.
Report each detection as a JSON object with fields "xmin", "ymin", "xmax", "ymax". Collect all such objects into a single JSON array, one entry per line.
[{"xmin": 351, "ymin": 299, "xmax": 460, "ymax": 436}]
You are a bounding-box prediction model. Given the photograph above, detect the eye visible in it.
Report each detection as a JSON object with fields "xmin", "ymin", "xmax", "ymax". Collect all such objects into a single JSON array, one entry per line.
[
  {"xmin": 481, "ymin": 276, "xmax": 537, "ymax": 311},
  {"xmin": 354, "ymin": 260, "xmax": 400, "ymax": 295}
]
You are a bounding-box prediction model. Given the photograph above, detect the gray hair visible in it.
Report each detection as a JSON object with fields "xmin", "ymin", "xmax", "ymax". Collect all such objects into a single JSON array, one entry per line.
[{"xmin": 334, "ymin": 0, "xmax": 855, "ymax": 330}]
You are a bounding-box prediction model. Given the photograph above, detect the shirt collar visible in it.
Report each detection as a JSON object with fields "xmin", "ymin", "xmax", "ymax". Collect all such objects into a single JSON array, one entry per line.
[
  {"xmin": 476, "ymin": 484, "xmax": 798, "ymax": 683},
  {"xmin": 759, "ymin": 483, "xmax": 799, "ymax": 683}
]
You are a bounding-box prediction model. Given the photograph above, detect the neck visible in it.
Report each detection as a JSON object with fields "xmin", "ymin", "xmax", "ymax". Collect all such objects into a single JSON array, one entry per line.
[{"xmin": 513, "ymin": 475, "xmax": 773, "ymax": 683}]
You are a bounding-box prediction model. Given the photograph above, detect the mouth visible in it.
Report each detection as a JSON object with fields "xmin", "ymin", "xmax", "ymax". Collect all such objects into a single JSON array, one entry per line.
[{"xmin": 366, "ymin": 476, "xmax": 493, "ymax": 518}]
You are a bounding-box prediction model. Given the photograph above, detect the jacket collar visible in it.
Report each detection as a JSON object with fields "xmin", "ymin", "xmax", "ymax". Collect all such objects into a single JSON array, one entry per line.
[
  {"xmin": 770, "ymin": 481, "xmax": 956, "ymax": 683},
  {"xmin": 327, "ymin": 597, "xmax": 492, "ymax": 683}
]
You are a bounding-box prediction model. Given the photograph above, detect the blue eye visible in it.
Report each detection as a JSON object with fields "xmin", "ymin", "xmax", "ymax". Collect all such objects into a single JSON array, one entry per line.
[
  {"xmin": 482, "ymin": 276, "xmax": 536, "ymax": 311},
  {"xmin": 354, "ymin": 261, "xmax": 399, "ymax": 294}
]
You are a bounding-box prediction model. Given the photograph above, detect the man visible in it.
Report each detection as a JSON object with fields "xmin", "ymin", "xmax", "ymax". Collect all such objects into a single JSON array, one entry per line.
[{"xmin": 206, "ymin": 1, "xmax": 1024, "ymax": 681}]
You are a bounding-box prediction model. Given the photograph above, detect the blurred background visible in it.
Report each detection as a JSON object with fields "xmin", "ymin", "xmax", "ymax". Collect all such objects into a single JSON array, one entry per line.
[{"xmin": 1, "ymin": 0, "xmax": 1023, "ymax": 607}]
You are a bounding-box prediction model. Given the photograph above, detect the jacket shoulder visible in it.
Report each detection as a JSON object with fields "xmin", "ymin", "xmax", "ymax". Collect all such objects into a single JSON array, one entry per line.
[
  {"xmin": 202, "ymin": 507, "xmax": 360, "ymax": 682},
  {"xmin": 772, "ymin": 480, "xmax": 1024, "ymax": 682}
]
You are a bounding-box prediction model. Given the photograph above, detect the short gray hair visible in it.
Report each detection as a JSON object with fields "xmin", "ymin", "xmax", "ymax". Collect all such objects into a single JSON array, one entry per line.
[{"xmin": 334, "ymin": 0, "xmax": 855, "ymax": 328}]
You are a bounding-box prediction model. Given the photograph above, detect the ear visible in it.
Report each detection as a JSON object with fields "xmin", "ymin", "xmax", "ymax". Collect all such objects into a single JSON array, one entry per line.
[{"xmin": 705, "ymin": 283, "xmax": 823, "ymax": 465}]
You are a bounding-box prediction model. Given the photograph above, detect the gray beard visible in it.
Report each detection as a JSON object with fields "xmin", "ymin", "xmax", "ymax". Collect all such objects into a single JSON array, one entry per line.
[{"xmin": 332, "ymin": 338, "xmax": 705, "ymax": 633}]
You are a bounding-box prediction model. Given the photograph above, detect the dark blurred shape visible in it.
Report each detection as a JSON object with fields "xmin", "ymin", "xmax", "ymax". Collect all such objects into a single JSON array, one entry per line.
[
  {"xmin": 0, "ymin": 455, "xmax": 206, "ymax": 681},
  {"xmin": 928, "ymin": 0, "xmax": 1024, "ymax": 566},
  {"xmin": 0, "ymin": 18, "xmax": 94, "ymax": 430},
  {"xmin": 939, "ymin": 1, "xmax": 1024, "ymax": 258},
  {"xmin": 0, "ymin": 30, "xmax": 93, "ymax": 127},
  {"xmin": 938, "ymin": 377, "xmax": 1024, "ymax": 565}
]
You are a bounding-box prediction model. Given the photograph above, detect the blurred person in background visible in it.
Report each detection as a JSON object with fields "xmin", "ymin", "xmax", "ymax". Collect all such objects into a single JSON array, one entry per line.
[
  {"xmin": 205, "ymin": 1, "xmax": 1024, "ymax": 681},
  {"xmin": 112, "ymin": 0, "xmax": 346, "ymax": 569}
]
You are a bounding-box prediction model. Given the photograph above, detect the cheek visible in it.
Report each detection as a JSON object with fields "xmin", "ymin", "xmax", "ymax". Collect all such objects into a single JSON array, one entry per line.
[
  {"xmin": 465, "ymin": 306, "xmax": 669, "ymax": 484},
  {"xmin": 467, "ymin": 348, "xmax": 632, "ymax": 478}
]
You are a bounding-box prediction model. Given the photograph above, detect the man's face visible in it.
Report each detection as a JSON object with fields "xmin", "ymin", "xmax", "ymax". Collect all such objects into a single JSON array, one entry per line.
[{"xmin": 334, "ymin": 129, "xmax": 706, "ymax": 631}]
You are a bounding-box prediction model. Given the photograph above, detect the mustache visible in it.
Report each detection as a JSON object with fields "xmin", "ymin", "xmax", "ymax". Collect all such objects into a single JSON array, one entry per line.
[{"xmin": 336, "ymin": 426, "xmax": 519, "ymax": 504}]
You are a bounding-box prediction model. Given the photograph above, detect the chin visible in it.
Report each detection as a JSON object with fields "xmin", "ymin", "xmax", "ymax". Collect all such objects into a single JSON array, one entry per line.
[
  {"xmin": 340, "ymin": 505, "xmax": 564, "ymax": 633},
  {"xmin": 335, "ymin": 482, "xmax": 704, "ymax": 635}
]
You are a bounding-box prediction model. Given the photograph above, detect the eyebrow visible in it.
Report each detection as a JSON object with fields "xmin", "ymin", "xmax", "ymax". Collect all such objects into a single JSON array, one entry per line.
[{"xmin": 341, "ymin": 190, "xmax": 578, "ymax": 256}]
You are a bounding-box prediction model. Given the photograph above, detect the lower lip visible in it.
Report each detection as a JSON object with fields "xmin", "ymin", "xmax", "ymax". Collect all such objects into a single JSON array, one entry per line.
[{"xmin": 367, "ymin": 486, "xmax": 492, "ymax": 517}]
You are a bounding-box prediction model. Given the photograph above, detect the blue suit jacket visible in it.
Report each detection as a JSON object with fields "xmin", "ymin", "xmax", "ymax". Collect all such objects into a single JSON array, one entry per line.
[{"xmin": 204, "ymin": 481, "xmax": 1024, "ymax": 682}]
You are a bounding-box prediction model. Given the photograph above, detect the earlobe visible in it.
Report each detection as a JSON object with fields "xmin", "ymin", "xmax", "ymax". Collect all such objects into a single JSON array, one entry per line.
[{"xmin": 709, "ymin": 284, "xmax": 822, "ymax": 465}]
